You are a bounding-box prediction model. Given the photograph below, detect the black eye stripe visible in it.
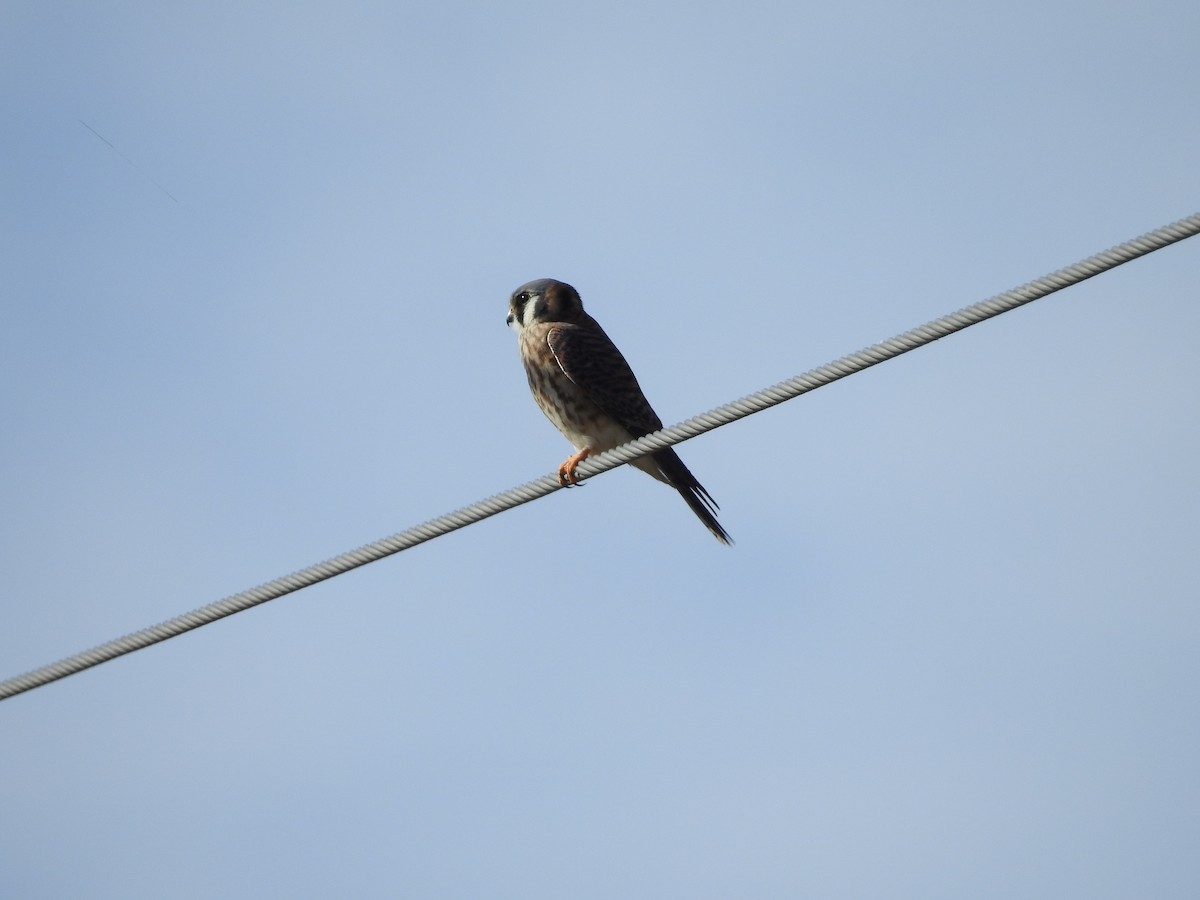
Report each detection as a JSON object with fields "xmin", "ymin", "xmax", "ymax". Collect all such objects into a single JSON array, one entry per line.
[{"xmin": 513, "ymin": 291, "xmax": 536, "ymax": 315}]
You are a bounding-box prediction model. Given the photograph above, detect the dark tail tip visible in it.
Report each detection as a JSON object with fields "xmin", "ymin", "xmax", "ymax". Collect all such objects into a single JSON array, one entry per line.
[{"xmin": 679, "ymin": 484, "xmax": 733, "ymax": 545}]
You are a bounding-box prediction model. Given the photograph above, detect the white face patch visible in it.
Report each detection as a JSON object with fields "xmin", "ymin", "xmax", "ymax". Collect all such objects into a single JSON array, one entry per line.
[
  {"xmin": 522, "ymin": 295, "xmax": 540, "ymax": 328},
  {"xmin": 515, "ymin": 294, "xmax": 545, "ymax": 329}
]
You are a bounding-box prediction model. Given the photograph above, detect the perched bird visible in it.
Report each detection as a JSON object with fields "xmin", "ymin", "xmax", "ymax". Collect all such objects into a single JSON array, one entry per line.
[{"xmin": 506, "ymin": 278, "xmax": 731, "ymax": 544}]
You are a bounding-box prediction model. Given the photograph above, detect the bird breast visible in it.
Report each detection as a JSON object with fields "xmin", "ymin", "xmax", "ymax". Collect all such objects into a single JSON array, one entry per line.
[{"xmin": 520, "ymin": 327, "xmax": 632, "ymax": 452}]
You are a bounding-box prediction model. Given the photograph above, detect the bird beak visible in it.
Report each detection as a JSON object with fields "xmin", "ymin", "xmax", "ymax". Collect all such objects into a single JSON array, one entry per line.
[{"xmin": 505, "ymin": 313, "xmax": 515, "ymax": 326}]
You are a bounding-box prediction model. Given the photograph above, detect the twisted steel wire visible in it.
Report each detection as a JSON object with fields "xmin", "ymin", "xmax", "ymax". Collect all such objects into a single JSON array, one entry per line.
[{"xmin": 3, "ymin": 211, "xmax": 1197, "ymax": 701}]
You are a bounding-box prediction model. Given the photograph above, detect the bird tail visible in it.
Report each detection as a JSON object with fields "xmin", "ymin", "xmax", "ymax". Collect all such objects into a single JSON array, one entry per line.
[{"xmin": 646, "ymin": 448, "xmax": 733, "ymax": 545}]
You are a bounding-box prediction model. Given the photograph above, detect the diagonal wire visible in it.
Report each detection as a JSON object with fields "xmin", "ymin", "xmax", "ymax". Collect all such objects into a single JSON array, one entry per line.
[{"xmin": 2, "ymin": 212, "xmax": 1198, "ymax": 701}]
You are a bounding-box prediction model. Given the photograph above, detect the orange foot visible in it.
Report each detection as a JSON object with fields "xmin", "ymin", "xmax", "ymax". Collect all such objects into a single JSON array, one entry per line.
[{"xmin": 557, "ymin": 447, "xmax": 593, "ymax": 486}]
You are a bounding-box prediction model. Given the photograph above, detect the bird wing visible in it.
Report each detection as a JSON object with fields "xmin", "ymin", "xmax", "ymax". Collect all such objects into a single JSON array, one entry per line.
[
  {"xmin": 545, "ymin": 319, "xmax": 664, "ymax": 437},
  {"xmin": 546, "ymin": 317, "xmax": 733, "ymax": 544}
]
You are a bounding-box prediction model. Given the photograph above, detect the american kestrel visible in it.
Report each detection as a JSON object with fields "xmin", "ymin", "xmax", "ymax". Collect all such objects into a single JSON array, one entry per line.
[{"xmin": 506, "ymin": 278, "xmax": 732, "ymax": 544}]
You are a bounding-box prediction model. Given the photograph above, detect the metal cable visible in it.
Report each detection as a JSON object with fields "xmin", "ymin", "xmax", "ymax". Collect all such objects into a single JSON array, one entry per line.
[{"xmin": 3, "ymin": 211, "xmax": 1198, "ymax": 701}]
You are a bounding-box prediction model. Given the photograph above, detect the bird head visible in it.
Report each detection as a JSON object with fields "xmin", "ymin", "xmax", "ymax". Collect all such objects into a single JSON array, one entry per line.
[{"xmin": 507, "ymin": 279, "xmax": 583, "ymax": 331}]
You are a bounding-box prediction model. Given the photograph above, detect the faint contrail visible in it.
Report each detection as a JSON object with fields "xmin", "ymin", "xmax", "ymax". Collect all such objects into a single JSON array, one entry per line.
[{"xmin": 79, "ymin": 120, "xmax": 180, "ymax": 203}]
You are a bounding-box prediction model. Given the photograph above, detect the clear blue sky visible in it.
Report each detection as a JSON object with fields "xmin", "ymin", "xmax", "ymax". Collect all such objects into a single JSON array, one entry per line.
[{"xmin": 3, "ymin": 2, "xmax": 1198, "ymax": 897}]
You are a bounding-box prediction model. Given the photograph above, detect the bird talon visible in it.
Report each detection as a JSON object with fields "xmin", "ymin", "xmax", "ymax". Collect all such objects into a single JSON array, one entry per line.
[{"xmin": 558, "ymin": 448, "xmax": 592, "ymax": 486}]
